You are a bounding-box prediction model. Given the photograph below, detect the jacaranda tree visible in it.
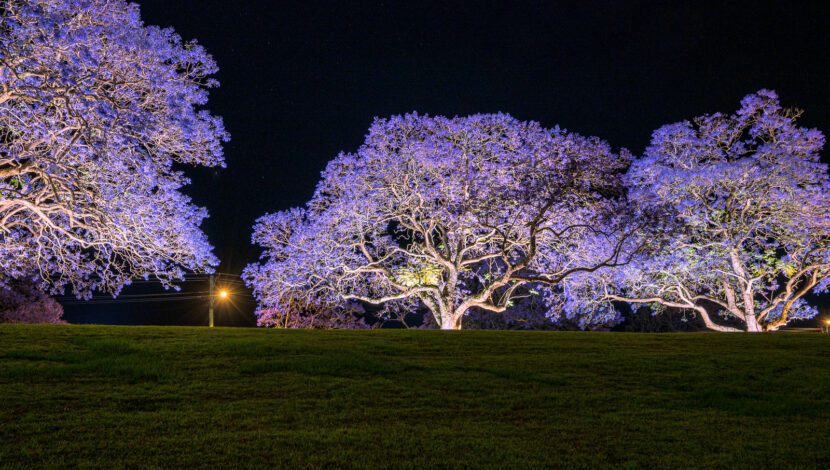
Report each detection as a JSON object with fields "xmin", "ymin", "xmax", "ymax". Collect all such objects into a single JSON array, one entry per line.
[
  {"xmin": 0, "ymin": 0, "xmax": 227, "ymax": 296},
  {"xmin": 580, "ymin": 90, "xmax": 830, "ymax": 332},
  {"xmin": 245, "ymin": 113, "xmax": 643, "ymax": 329}
]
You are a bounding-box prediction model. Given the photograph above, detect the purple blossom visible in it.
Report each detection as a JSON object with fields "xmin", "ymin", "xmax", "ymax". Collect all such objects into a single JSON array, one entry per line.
[
  {"xmin": 0, "ymin": 0, "xmax": 228, "ymax": 296},
  {"xmin": 245, "ymin": 113, "xmax": 638, "ymax": 329},
  {"xmin": 578, "ymin": 90, "xmax": 830, "ymax": 332}
]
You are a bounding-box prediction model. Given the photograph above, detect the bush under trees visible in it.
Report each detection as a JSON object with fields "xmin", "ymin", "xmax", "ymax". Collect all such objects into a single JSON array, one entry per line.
[{"xmin": 0, "ymin": 281, "xmax": 64, "ymax": 324}]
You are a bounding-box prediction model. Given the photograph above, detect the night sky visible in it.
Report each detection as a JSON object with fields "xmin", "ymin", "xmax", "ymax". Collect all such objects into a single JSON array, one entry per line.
[{"xmin": 61, "ymin": 1, "xmax": 830, "ymax": 326}]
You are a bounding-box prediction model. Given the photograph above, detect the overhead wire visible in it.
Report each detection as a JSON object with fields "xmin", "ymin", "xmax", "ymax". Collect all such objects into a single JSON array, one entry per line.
[
  {"xmin": 55, "ymin": 272, "xmax": 254, "ymax": 305},
  {"xmin": 58, "ymin": 295, "xmax": 216, "ymax": 305}
]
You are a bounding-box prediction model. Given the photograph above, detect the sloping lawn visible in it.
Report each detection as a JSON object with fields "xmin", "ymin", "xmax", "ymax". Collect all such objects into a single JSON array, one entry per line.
[{"xmin": 1, "ymin": 325, "xmax": 828, "ymax": 468}]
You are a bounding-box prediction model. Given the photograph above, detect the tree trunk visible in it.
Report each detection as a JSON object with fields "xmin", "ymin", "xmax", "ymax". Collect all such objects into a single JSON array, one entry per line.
[
  {"xmin": 745, "ymin": 314, "xmax": 763, "ymax": 333},
  {"xmin": 440, "ymin": 313, "xmax": 463, "ymax": 330}
]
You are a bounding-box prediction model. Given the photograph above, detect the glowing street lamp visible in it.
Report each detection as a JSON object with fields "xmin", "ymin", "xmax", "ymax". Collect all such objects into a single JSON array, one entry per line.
[{"xmin": 208, "ymin": 275, "xmax": 231, "ymax": 328}]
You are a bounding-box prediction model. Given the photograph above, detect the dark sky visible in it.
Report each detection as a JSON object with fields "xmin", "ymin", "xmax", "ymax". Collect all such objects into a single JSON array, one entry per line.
[{"xmin": 62, "ymin": 1, "xmax": 830, "ymax": 325}]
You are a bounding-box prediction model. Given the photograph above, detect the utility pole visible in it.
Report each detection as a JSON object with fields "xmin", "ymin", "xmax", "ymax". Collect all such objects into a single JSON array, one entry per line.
[{"xmin": 208, "ymin": 274, "xmax": 215, "ymax": 328}]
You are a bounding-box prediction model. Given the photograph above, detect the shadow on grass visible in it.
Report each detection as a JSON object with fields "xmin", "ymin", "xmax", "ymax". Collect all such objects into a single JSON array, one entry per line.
[
  {"xmin": 0, "ymin": 337, "xmax": 176, "ymax": 383},
  {"xmin": 695, "ymin": 385, "xmax": 823, "ymax": 417},
  {"xmin": 238, "ymin": 351, "xmax": 413, "ymax": 378}
]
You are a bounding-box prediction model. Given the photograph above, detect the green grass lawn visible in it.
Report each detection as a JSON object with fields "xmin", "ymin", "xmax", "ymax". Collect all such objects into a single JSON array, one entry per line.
[{"xmin": 1, "ymin": 326, "xmax": 829, "ymax": 468}]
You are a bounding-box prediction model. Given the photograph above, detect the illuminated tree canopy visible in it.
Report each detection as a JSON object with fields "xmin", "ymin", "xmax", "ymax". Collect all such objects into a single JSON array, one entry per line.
[
  {"xmin": 579, "ymin": 90, "xmax": 830, "ymax": 331},
  {"xmin": 245, "ymin": 113, "xmax": 642, "ymax": 329},
  {"xmin": 0, "ymin": 0, "xmax": 228, "ymax": 296}
]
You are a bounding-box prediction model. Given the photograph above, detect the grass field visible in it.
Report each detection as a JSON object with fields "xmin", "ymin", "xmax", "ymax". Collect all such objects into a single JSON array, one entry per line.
[{"xmin": 1, "ymin": 325, "xmax": 829, "ymax": 468}]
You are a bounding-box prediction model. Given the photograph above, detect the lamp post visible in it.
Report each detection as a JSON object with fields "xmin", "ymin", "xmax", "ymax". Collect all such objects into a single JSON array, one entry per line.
[
  {"xmin": 824, "ymin": 320, "xmax": 830, "ymax": 334},
  {"xmin": 208, "ymin": 274, "xmax": 231, "ymax": 328},
  {"xmin": 209, "ymin": 274, "xmax": 215, "ymax": 328}
]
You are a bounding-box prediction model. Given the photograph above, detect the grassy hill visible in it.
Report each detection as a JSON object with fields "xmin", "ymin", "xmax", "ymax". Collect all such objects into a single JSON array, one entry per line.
[{"xmin": 1, "ymin": 325, "xmax": 829, "ymax": 468}]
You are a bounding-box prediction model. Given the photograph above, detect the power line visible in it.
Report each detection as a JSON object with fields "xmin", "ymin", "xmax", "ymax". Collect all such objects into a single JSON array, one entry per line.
[
  {"xmin": 56, "ymin": 295, "xmax": 250, "ymax": 302},
  {"xmin": 59, "ymin": 293, "xmax": 254, "ymax": 304},
  {"xmin": 55, "ymin": 272, "xmax": 254, "ymax": 305},
  {"xmin": 59, "ymin": 295, "xmax": 213, "ymax": 305},
  {"xmin": 54, "ymin": 291, "xmax": 212, "ymax": 300}
]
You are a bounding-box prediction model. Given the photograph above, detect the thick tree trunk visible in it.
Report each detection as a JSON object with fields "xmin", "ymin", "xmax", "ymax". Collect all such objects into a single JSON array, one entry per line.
[
  {"xmin": 745, "ymin": 314, "xmax": 763, "ymax": 333},
  {"xmin": 440, "ymin": 314, "xmax": 463, "ymax": 330}
]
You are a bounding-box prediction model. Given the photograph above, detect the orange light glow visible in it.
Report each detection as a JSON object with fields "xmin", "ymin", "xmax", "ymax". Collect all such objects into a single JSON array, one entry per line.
[{"xmin": 218, "ymin": 289, "xmax": 229, "ymax": 299}]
